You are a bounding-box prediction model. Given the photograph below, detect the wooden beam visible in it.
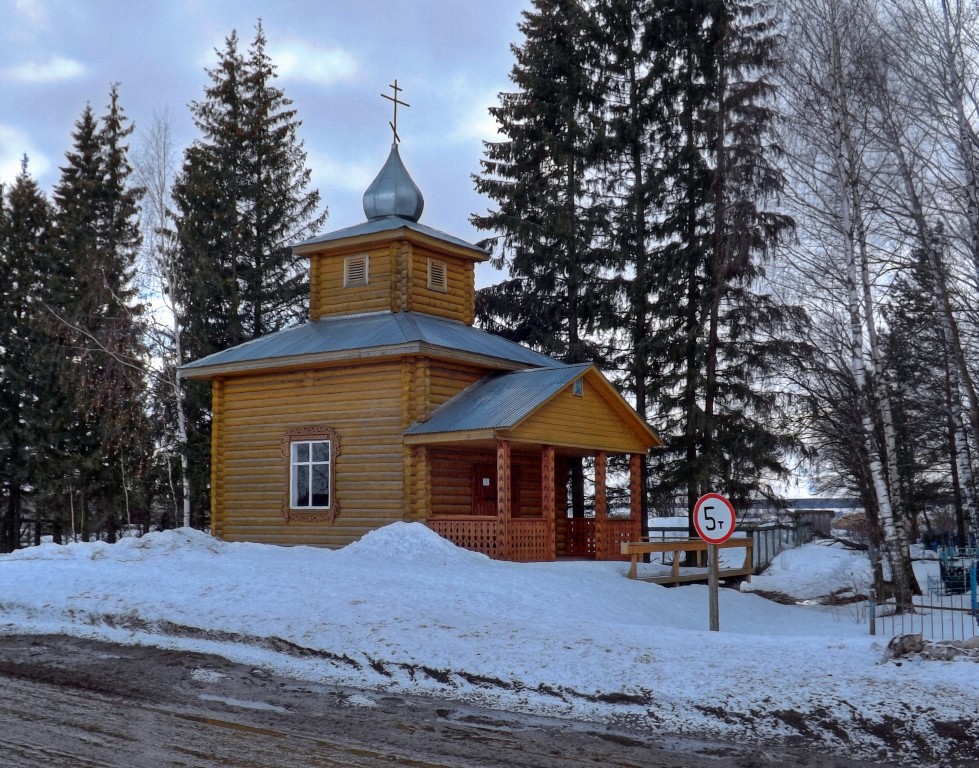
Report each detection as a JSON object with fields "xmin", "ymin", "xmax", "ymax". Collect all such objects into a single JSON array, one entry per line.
[
  {"xmin": 630, "ymin": 453, "xmax": 642, "ymax": 543},
  {"xmin": 542, "ymin": 445, "xmax": 556, "ymax": 561},
  {"xmin": 497, "ymin": 439, "xmax": 511, "ymax": 559},
  {"xmin": 595, "ymin": 451, "xmax": 607, "ymax": 560}
]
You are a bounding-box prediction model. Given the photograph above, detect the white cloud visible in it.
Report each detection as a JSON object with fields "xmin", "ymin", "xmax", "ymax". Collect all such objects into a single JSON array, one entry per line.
[
  {"xmin": 452, "ymin": 96, "xmax": 502, "ymax": 144},
  {"xmin": 439, "ymin": 76, "xmax": 504, "ymax": 144},
  {"xmin": 310, "ymin": 150, "xmax": 375, "ymax": 195},
  {"xmin": 270, "ymin": 40, "xmax": 358, "ymax": 85},
  {"xmin": 12, "ymin": 0, "xmax": 46, "ymax": 28},
  {"xmin": 4, "ymin": 55, "xmax": 85, "ymax": 82},
  {"xmin": 0, "ymin": 126, "xmax": 51, "ymax": 186}
]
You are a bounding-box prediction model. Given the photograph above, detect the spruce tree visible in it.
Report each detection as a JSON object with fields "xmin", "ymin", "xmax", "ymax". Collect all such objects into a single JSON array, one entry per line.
[
  {"xmin": 699, "ymin": 0, "xmax": 800, "ymax": 506},
  {"xmin": 473, "ymin": 0, "xmax": 609, "ymax": 364},
  {"xmin": 473, "ymin": 0, "xmax": 611, "ymax": 517},
  {"xmin": 47, "ymin": 88, "xmax": 151, "ymax": 541},
  {"xmin": 591, "ymin": 0, "xmax": 674, "ymax": 530},
  {"xmin": 172, "ymin": 21, "xmax": 327, "ymax": 522},
  {"xmin": 640, "ymin": 0, "xmax": 800, "ymax": 515},
  {"xmin": 0, "ymin": 161, "xmax": 55, "ymax": 550}
]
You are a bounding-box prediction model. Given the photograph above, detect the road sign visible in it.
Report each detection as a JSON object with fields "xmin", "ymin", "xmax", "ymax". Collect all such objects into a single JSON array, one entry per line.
[
  {"xmin": 693, "ymin": 493, "xmax": 736, "ymax": 632},
  {"xmin": 693, "ymin": 493, "xmax": 736, "ymax": 545}
]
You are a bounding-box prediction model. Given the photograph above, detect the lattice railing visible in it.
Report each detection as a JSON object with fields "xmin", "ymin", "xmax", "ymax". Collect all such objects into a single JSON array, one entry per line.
[
  {"xmin": 431, "ymin": 515, "xmax": 632, "ymax": 562},
  {"xmin": 566, "ymin": 518, "xmax": 595, "ymax": 557},
  {"xmin": 509, "ymin": 518, "xmax": 552, "ymax": 562},
  {"xmin": 428, "ymin": 518, "xmax": 501, "ymax": 559},
  {"xmin": 602, "ymin": 517, "xmax": 639, "ymax": 561}
]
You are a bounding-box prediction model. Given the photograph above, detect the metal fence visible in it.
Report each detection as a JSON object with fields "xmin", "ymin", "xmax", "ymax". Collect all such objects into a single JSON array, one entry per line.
[
  {"xmin": 871, "ymin": 555, "xmax": 979, "ymax": 641},
  {"xmin": 647, "ymin": 518, "xmax": 812, "ymax": 572},
  {"xmin": 872, "ymin": 593, "xmax": 978, "ymax": 642}
]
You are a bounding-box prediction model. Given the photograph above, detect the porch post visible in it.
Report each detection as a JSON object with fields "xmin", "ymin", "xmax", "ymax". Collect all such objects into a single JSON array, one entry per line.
[
  {"xmin": 630, "ymin": 453, "xmax": 643, "ymax": 543},
  {"xmin": 542, "ymin": 445, "xmax": 556, "ymax": 561},
  {"xmin": 497, "ymin": 439, "xmax": 512, "ymax": 560},
  {"xmin": 595, "ymin": 451, "xmax": 607, "ymax": 560}
]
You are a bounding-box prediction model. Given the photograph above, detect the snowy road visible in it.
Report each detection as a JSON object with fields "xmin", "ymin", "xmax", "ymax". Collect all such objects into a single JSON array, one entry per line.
[{"xmin": 0, "ymin": 634, "xmax": 882, "ymax": 768}]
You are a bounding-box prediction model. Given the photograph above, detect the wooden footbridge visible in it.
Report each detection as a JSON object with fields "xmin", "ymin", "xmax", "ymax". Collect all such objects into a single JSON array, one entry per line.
[{"xmin": 620, "ymin": 537, "xmax": 754, "ymax": 585}]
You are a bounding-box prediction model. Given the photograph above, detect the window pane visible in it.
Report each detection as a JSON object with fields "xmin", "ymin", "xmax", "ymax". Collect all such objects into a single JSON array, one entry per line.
[
  {"xmin": 294, "ymin": 465, "xmax": 310, "ymax": 507},
  {"xmin": 311, "ymin": 466, "xmax": 330, "ymax": 507},
  {"xmin": 312, "ymin": 441, "xmax": 330, "ymax": 463},
  {"xmin": 293, "ymin": 442, "xmax": 309, "ymax": 463}
]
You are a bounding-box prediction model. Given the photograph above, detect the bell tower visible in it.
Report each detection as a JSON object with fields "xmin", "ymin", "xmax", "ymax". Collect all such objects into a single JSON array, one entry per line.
[{"xmin": 294, "ymin": 82, "xmax": 488, "ymax": 325}]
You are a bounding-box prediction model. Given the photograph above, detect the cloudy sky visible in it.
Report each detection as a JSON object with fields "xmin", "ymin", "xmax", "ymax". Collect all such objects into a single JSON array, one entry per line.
[{"xmin": 1, "ymin": 0, "xmax": 531, "ymax": 286}]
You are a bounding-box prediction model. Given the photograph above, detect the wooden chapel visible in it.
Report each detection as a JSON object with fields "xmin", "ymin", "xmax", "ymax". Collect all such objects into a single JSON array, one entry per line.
[{"xmin": 180, "ymin": 109, "xmax": 661, "ymax": 561}]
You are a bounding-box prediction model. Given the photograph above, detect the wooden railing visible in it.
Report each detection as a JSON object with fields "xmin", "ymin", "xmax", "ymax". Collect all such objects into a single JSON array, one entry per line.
[
  {"xmin": 427, "ymin": 518, "xmax": 502, "ymax": 559},
  {"xmin": 602, "ymin": 517, "xmax": 640, "ymax": 561},
  {"xmin": 566, "ymin": 517, "xmax": 596, "ymax": 557},
  {"xmin": 428, "ymin": 517, "xmax": 552, "ymax": 561},
  {"xmin": 565, "ymin": 517, "xmax": 639, "ymax": 560},
  {"xmin": 429, "ymin": 515, "xmax": 638, "ymax": 562},
  {"xmin": 620, "ymin": 537, "xmax": 754, "ymax": 583},
  {"xmin": 509, "ymin": 518, "xmax": 552, "ymax": 562}
]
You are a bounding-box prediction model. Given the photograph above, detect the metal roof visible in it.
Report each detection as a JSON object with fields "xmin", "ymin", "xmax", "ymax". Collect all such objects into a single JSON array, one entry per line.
[
  {"xmin": 179, "ymin": 311, "xmax": 561, "ymax": 375},
  {"xmin": 295, "ymin": 215, "xmax": 488, "ymax": 257},
  {"xmin": 362, "ymin": 144, "xmax": 424, "ymax": 222},
  {"xmin": 405, "ymin": 364, "xmax": 592, "ymax": 436}
]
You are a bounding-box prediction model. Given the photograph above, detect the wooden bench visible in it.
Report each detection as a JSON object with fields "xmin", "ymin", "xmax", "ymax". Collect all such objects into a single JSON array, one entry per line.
[{"xmin": 620, "ymin": 537, "xmax": 754, "ymax": 584}]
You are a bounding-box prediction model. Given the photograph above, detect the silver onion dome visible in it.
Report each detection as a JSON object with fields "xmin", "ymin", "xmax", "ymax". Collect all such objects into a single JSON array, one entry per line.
[{"xmin": 362, "ymin": 143, "xmax": 425, "ymax": 222}]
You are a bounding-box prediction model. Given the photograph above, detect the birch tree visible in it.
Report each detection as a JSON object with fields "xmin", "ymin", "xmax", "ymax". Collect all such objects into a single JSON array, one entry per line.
[
  {"xmin": 134, "ymin": 113, "xmax": 193, "ymax": 528},
  {"xmin": 783, "ymin": 0, "xmax": 916, "ymax": 603}
]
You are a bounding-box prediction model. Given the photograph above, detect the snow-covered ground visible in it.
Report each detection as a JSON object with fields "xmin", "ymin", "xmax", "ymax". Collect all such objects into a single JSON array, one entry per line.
[{"xmin": 1, "ymin": 523, "xmax": 977, "ymax": 765}]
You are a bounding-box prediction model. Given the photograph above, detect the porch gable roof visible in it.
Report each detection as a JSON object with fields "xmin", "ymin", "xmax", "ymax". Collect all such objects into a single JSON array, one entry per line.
[{"xmin": 405, "ymin": 364, "xmax": 661, "ymax": 453}]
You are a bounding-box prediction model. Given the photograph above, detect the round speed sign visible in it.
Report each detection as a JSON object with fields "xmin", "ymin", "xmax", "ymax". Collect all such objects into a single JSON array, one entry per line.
[{"xmin": 693, "ymin": 493, "xmax": 736, "ymax": 545}]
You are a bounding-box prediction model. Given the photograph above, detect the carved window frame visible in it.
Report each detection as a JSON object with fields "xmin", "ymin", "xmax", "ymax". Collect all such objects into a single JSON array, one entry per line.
[{"xmin": 280, "ymin": 426, "xmax": 341, "ymax": 523}]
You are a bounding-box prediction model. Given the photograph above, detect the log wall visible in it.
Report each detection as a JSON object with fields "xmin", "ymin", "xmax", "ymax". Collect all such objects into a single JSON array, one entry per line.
[
  {"xmin": 406, "ymin": 244, "xmax": 476, "ymax": 323},
  {"xmin": 309, "ymin": 243, "xmax": 395, "ymax": 319},
  {"xmin": 307, "ymin": 240, "xmax": 477, "ymax": 325},
  {"xmin": 427, "ymin": 448, "xmax": 544, "ymax": 519},
  {"xmin": 212, "ymin": 362, "xmax": 406, "ymax": 547},
  {"xmin": 514, "ymin": 377, "xmax": 650, "ymax": 454}
]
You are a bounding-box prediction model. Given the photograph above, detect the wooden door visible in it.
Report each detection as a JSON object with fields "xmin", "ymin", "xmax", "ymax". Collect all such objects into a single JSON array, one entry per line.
[{"xmin": 471, "ymin": 464, "xmax": 497, "ymax": 516}]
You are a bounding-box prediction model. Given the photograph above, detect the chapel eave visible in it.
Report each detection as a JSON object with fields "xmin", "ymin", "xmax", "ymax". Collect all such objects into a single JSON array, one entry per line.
[
  {"xmin": 293, "ymin": 215, "xmax": 490, "ymax": 262},
  {"xmin": 177, "ymin": 342, "xmax": 541, "ymax": 380}
]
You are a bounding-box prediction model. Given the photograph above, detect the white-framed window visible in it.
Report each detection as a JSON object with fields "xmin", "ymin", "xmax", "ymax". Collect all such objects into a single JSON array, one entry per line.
[
  {"xmin": 291, "ymin": 439, "xmax": 332, "ymax": 509},
  {"xmin": 573, "ymin": 379, "xmax": 584, "ymax": 397},
  {"xmin": 427, "ymin": 257, "xmax": 448, "ymax": 292},
  {"xmin": 344, "ymin": 253, "xmax": 369, "ymax": 287}
]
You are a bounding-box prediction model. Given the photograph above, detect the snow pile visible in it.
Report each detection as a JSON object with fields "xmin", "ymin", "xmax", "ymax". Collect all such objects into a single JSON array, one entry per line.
[
  {"xmin": 743, "ymin": 539, "xmax": 874, "ymax": 600},
  {"xmin": 335, "ymin": 520, "xmax": 488, "ymax": 566},
  {"xmin": 1, "ymin": 523, "xmax": 977, "ymax": 766}
]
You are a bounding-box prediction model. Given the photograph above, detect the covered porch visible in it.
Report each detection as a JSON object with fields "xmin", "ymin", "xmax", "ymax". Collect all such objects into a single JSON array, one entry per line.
[
  {"xmin": 403, "ymin": 364, "xmax": 661, "ymax": 562},
  {"xmin": 420, "ymin": 441, "xmax": 645, "ymax": 561}
]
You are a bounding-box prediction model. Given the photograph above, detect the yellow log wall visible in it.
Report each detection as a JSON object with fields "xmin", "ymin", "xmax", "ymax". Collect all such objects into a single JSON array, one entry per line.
[
  {"xmin": 213, "ymin": 362, "xmax": 406, "ymax": 547},
  {"xmin": 512, "ymin": 379, "xmax": 650, "ymax": 454},
  {"xmin": 427, "ymin": 361, "xmax": 485, "ymax": 414},
  {"xmin": 406, "ymin": 245, "xmax": 476, "ymax": 324},
  {"xmin": 308, "ymin": 244, "xmax": 394, "ymax": 319},
  {"xmin": 306, "ymin": 240, "xmax": 478, "ymax": 325},
  {"xmin": 428, "ymin": 448, "xmax": 544, "ymax": 519}
]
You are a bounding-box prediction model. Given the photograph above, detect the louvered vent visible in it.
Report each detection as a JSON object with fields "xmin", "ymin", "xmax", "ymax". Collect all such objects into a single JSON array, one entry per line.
[
  {"xmin": 427, "ymin": 258, "xmax": 448, "ymax": 292},
  {"xmin": 344, "ymin": 254, "xmax": 369, "ymax": 287}
]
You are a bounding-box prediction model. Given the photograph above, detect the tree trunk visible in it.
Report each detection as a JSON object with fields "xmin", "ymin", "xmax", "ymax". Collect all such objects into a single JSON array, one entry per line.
[{"xmin": 828, "ymin": 19, "xmax": 914, "ymax": 607}]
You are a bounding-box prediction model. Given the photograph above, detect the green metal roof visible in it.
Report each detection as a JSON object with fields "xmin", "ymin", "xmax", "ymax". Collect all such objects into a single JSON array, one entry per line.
[
  {"xmin": 405, "ymin": 364, "xmax": 591, "ymax": 436},
  {"xmin": 179, "ymin": 311, "xmax": 561, "ymax": 377},
  {"xmin": 295, "ymin": 215, "xmax": 488, "ymax": 256}
]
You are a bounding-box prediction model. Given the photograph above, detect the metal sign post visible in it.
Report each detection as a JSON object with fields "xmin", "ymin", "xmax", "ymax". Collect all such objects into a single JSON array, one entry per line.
[{"xmin": 693, "ymin": 493, "xmax": 736, "ymax": 632}]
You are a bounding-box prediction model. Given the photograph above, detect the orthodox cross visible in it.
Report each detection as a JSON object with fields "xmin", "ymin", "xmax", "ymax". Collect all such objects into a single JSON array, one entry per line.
[{"xmin": 382, "ymin": 79, "xmax": 410, "ymax": 144}]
